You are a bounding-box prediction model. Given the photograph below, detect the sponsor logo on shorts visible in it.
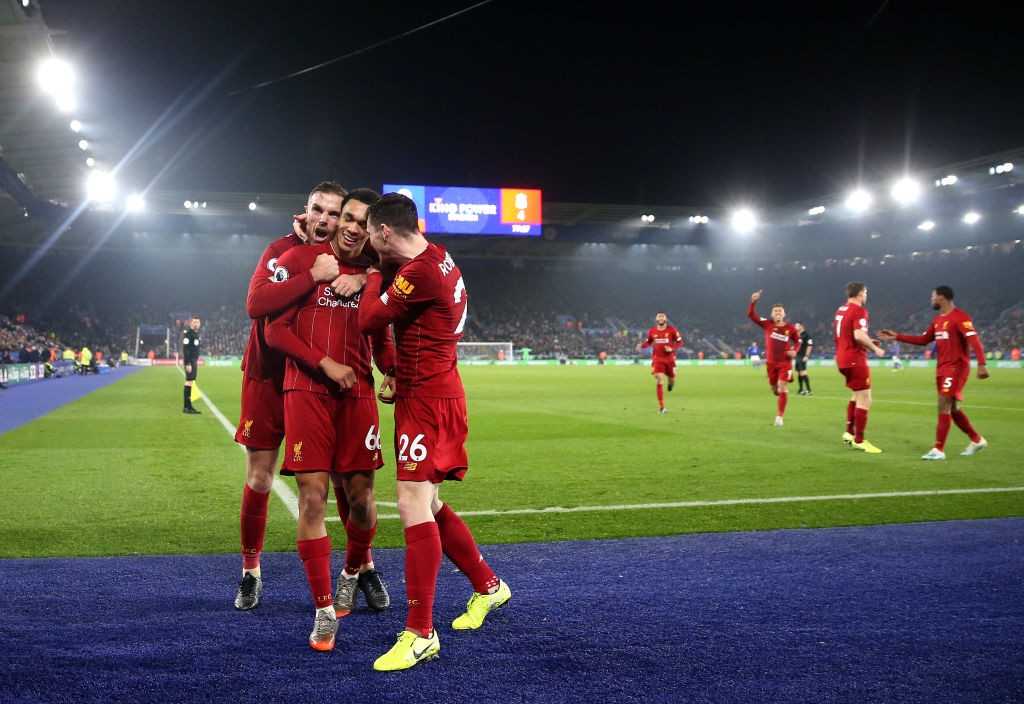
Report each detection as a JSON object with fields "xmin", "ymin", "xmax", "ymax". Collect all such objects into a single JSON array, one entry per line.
[{"xmin": 402, "ymin": 461, "xmax": 418, "ymax": 472}]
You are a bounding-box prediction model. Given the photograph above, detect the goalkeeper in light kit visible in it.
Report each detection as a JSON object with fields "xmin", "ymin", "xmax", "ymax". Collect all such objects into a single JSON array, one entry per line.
[
  {"xmin": 747, "ymin": 291, "xmax": 802, "ymax": 426},
  {"xmin": 636, "ymin": 311, "xmax": 683, "ymax": 414},
  {"xmin": 879, "ymin": 285, "xmax": 989, "ymax": 460}
]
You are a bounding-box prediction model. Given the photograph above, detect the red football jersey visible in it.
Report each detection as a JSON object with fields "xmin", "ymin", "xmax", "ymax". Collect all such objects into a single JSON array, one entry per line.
[
  {"xmin": 897, "ymin": 308, "xmax": 986, "ymax": 374},
  {"xmin": 240, "ymin": 234, "xmax": 317, "ymax": 382},
  {"xmin": 748, "ymin": 302, "xmax": 800, "ymax": 364},
  {"xmin": 359, "ymin": 243, "xmax": 466, "ymax": 398},
  {"xmin": 640, "ymin": 325, "xmax": 683, "ymax": 362},
  {"xmin": 264, "ymin": 243, "xmax": 394, "ymax": 398},
  {"xmin": 834, "ymin": 301, "xmax": 870, "ymax": 368}
]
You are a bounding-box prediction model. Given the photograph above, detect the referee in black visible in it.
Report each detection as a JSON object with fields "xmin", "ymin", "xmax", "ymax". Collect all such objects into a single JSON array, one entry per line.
[
  {"xmin": 182, "ymin": 316, "xmax": 202, "ymax": 413},
  {"xmin": 795, "ymin": 321, "xmax": 813, "ymax": 395}
]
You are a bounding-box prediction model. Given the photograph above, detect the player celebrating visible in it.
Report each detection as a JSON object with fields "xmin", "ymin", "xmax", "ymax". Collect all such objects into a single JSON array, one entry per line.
[
  {"xmin": 233, "ymin": 182, "xmax": 346, "ymax": 611},
  {"xmin": 747, "ymin": 291, "xmax": 801, "ymax": 426},
  {"xmin": 360, "ymin": 192, "xmax": 511, "ymax": 672},
  {"xmin": 636, "ymin": 311, "xmax": 683, "ymax": 414},
  {"xmin": 879, "ymin": 285, "xmax": 989, "ymax": 460},
  {"xmin": 834, "ymin": 281, "xmax": 886, "ymax": 453}
]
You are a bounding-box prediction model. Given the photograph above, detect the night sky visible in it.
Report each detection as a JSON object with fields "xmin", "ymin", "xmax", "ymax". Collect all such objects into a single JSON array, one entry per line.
[{"xmin": 39, "ymin": 0, "xmax": 1024, "ymax": 208}]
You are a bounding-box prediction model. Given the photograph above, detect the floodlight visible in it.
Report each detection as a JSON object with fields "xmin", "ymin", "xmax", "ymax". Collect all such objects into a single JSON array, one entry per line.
[
  {"xmin": 917, "ymin": 220, "xmax": 935, "ymax": 231},
  {"xmin": 125, "ymin": 194, "xmax": 145, "ymax": 213},
  {"xmin": 78, "ymin": 139, "xmax": 88, "ymax": 150},
  {"xmin": 85, "ymin": 157, "xmax": 95, "ymax": 167},
  {"xmin": 890, "ymin": 178, "xmax": 921, "ymax": 205},
  {"xmin": 37, "ymin": 58, "xmax": 75, "ymax": 112},
  {"xmin": 962, "ymin": 211, "xmax": 981, "ymax": 224},
  {"xmin": 69, "ymin": 120, "xmax": 82, "ymax": 132},
  {"xmin": 807, "ymin": 205, "xmax": 825, "ymax": 216},
  {"xmin": 730, "ymin": 208, "xmax": 756, "ymax": 234},
  {"xmin": 248, "ymin": 202, "xmax": 257, "ymax": 211},
  {"xmin": 844, "ymin": 189, "xmax": 872, "ymax": 213},
  {"xmin": 86, "ymin": 170, "xmax": 116, "ymax": 203}
]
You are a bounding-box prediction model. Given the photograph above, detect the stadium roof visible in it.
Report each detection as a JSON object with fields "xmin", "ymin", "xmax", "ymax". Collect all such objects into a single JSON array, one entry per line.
[{"xmin": 2, "ymin": 1, "xmax": 1023, "ymax": 254}]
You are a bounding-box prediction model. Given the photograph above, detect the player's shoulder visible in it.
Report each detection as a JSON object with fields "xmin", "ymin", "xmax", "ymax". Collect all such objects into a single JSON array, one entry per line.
[
  {"xmin": 262, "ymin": 234, "xmax": 302, "ymax": 257},
  {"xmin": 279, "ymin": 241, "xmax": 327, "ymax": 264}
]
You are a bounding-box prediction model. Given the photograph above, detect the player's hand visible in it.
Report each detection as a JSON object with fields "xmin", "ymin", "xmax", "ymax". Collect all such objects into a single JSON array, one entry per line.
[
  {"xmin": 785, "ymin": 350, "xmax": 796, "ymax": 358},
  {"xmin": 320, "ymin": 358, "xmax": 356, "ymax": 390},
  {"xmin": 293, "ymin": 212, "xmax": 308, "ymax": 241},
  {"xmin": 185, "ymin": 364, "xmax": 192, "ymax": 373},
  {"xmin": 332, "ymin": 273, "xmax": 367, "ymax": 297},
  {"xmin": 878, "ymin": 329, "xmax": 897, "ymax": 340},
  {"xmin": 751, "ymin": 289, "xmax": 763, "ymax": 302},
  {"xmin": 977, "ymin": 366, "xmax": 990, "ymax": 380},
  {"xmin": 663, "ymin": 345, "xmax": 673, "ymax": 354},
  {"xmin": 377, "ymin": 374, "xmax": 397, "ymax": 404},
  {"xmin": 311, "ymin": 253, "xmax": 340, "ymax": 283}
]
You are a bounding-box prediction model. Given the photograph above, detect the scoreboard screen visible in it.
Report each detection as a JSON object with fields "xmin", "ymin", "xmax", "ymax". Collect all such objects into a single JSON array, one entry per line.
[{"xmin": 382, "ymin": 184, "xmax": 542, "ymax": 236}]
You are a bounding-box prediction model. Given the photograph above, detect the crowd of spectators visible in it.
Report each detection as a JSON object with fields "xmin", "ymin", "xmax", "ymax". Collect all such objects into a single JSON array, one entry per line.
[{"xmin": 3, "ymin": 246, "xmax": 1022, "ymax": 364}]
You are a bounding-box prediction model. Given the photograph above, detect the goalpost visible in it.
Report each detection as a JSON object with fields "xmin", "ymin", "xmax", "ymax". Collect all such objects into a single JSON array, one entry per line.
[{"xmin": 457, "ymin": 341, "xmax": 514, "ymax": 365}]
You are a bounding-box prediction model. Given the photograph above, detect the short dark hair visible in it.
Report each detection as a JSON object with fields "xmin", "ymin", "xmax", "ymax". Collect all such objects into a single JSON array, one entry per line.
[
  {"xmin": 935, "ymin": 285, "xmax": 955, "ymax": 301},
  {"xmin": 846, "ymin": 281, "xmax": 866, "ymax": 298},
  {"xmin": 342, "ymin": 187, "xmax": 381, "ymax": 209},
  {"xmin": 367, "ymin": 192, "xmax": 420, "ymax": 234},
  {"xmin": 309, "ymin": 181, "xmax": 347, "ymax": 201}
]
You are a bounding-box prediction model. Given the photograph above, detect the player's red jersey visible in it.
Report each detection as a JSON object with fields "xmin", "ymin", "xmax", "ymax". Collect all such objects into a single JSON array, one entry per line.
[
  {"xmin": 834, "ymin": 301, "xmax": 870, "ymax": 368},
  {"xmin": 747, "ymin": 302, "xmax": 801, "ymax": 364},
  {"xmin": 359, "ymin": 243, "xmax": 466, "ymax": 398},
  {"xmin": 265, "ymin": 243, "xmax": 395, "ymax": 398},
  {"xmin": 895, "ymin": 308, "xmax": 986, "ymax": 375},
  {"xmin": 640, "ymin": 325, "xmax": 683, "ymax": 362},
  {"xmin": 241, "ymin": 234, "xmax": 319, "ymax": 383}
]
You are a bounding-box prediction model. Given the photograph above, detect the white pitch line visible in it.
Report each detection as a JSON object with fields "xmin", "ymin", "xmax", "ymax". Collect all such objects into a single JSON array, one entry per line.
[
  {"xmin": 189, "ymin": 370, "xmax": 1022, "ymax": 522},
  {"xmin": 193, "ymin": 377, "xmax": 398, "ymax": 520},
  {"xmin": 372, "ymin": 486, "xmax": 1024, "ymax": 520}
]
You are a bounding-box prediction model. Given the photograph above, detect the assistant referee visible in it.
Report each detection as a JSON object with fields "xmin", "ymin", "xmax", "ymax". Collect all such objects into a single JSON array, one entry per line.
[{"xmin": 182, "ymin": 316, "xmax": 202, "ymax": 414}]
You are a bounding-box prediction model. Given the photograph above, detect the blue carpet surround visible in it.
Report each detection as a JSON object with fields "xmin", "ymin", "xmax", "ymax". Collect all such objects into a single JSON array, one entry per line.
[
  {"xmin": 1, "ymin": 518, "xmax": 1021, "ymax": 703},
  {"xmin": 0, "ymin": 365, "xmax": 141, "ymax": 435}
]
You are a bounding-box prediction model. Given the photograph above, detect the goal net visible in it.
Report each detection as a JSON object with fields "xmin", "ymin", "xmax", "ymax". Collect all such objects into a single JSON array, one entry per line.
[{"xmin": 457, "ymin": 341, "xmax": 514, "ymax": 365}]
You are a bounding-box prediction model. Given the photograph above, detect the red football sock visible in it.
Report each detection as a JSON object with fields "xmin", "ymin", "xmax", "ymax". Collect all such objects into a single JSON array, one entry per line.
[
  {"xmin": 854, "ymin": 407, "xmax": 868, "ymax": 444},
  {"xmin": 297, "ymin": 536, "xmax": 333, "ymax": 610},
  {"xmin": 777, "ymin": 392, "xmax": 788, "ymax": 416},
  {"xmin": 240, "ymin": 485, "xmax": 270, "ymax": 570},
  {"xmin": 344, "ymin": 520, "xmax": 376, "ymax": 575},
  {"xmin": 435, "ymin": 503, "xmax": 499, "ymax": 593},
  {"xmin": 404, "ymin": 521, "xmax": 441, "ymax": 637},
  {"xmin": 935, "ymin": 413, "xmax": 952, "ymax": 451},
  {"xmin": 656, "ymin": 384, "xmax": 664, "ymax": 408},
  {"xmin": 846, "ymin": 401, "xmax": 856, "ymax": 433},
  {"xmin": 951, "ymin": 409, "xmax": 981, "ymax": 443}
]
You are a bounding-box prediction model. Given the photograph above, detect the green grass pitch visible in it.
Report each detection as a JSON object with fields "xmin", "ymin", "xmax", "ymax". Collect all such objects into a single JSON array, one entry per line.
[{"xmin": 1, "ymin": 363, "xmax": 1021, "ymax": 558}]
